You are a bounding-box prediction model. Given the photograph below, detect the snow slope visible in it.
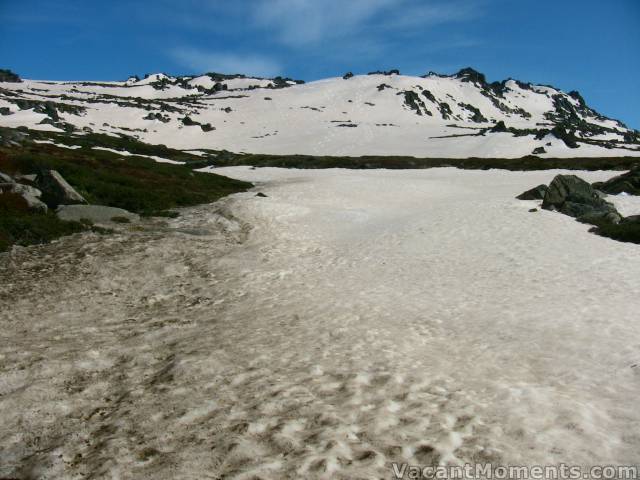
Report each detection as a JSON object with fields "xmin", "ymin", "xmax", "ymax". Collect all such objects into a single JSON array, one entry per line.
[
  {"xmin": 1, "ymin": 69, "xmax": 638, "ymax": 158},
  {"xmin": 1, "ymin": 168, "xmax": 639, "ymax": 478}
]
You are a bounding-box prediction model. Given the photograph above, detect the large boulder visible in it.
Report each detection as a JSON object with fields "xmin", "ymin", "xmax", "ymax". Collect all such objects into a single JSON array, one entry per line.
[
  {"xmin": 56, "ymin": 204, "xmax": 139, "ymax": 224},
  {"xmin": 36, "ymin": 170, "xmax": 86, "ymax": 208},
  {"xmin": 541, "ymin": 174, "xmax": 619, "ymax": 222},
  {"xmin": 516, "ymin": 184, "xmax": 548, "ymax": 200},
  {"xmin": 592, "ymin": 168, "xmax": 640, "ymax": 195}
]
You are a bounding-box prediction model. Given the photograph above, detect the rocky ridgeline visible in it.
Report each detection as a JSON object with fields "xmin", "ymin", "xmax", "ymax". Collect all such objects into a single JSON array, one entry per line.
[
  {"xmin": 1, "ymin": 66, "xmax": 638, "ymax": 157},
  {"xmin": 517, "ymin": 168, "xmax": 640, "ymax": 243}
]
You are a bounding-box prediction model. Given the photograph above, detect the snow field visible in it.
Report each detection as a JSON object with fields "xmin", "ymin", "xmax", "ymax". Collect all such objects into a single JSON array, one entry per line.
[{"xmin": 1, "ymin": 168, "xmax": 639, "ymax": 479}]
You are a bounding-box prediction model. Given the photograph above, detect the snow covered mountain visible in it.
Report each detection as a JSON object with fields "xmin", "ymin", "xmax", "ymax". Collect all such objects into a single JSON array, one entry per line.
[{"xmin": 1, "ymin": 68, "xmax": 639, "ymax": 158}]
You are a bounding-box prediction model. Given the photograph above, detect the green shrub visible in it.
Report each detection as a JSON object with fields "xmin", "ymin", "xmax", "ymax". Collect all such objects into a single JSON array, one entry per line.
[{"xmin": 0, "ymin": 192, "xmax": 87, "ymax": 252}]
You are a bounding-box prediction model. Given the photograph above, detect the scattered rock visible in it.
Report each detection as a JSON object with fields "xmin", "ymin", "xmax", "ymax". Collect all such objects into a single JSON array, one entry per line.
[
  {"xmin": 36, "ymin": 170, "xmax": 87, "ymax": 208},
  {"xmin": 0, "ymin": 128, "xmax": 28, "ymax": 147},
  {"xmin": 516, "ymin": 184, "xmax": 548, "ymax": 200},
  {"xmin": 528, "ymin": 208, "xmax": 538, "ymax": 212},
  {"xmin": 342, "ymin": 72, "xmax": 354, "ymax": 80},
  {"xmin": 255, "ymin": 192, "xmax": 268, "ymax": 198},
  {"xmin": 592, "ymin": 168, "xmax": 640, "ymax": 195},
  {"xmin": 541, "ymin": 174, "xmax": 618, "ymax": 220},
  {"xmin": 56, "ymin": 205, "xmax": 139, "ymax": 224},
  {"xmin": 532, "ymin": 146, "xmax": 546, "ymax": 155},
  {"xmin": 143, "ymin": 112, "xmax": 170, "ymax": 123}
]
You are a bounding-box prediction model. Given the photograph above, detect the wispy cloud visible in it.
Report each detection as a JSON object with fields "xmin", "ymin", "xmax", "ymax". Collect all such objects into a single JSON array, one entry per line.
[
  {"xmin": 251, "ymin": 0, "xmax": 485, "ymax": 46},
  {"xmin": 163, "ymin": 0, "xmax": 486, "ymax": 76},
  {"xmin": 170, "ymin": 47, "xmax": 282, "ymax": 77},
  {"xmin": 251, "ymin": 0, "xmax": 396, "ymax": 45}
]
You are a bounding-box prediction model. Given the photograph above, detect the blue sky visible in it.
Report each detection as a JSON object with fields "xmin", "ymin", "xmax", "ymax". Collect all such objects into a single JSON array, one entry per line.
[{"xmin": 1, "ymin": 0, "xmax": 639, "ymax": 129}]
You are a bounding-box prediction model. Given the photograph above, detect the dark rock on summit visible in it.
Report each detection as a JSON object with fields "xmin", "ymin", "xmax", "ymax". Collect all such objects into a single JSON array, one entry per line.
[
  {"xmin": 342, "ymin": 72, "xmax": 354, "ymax": 80},
  {"xmin": 516, "ymin": 184, "xmax": 548, "ymax": 200},
  {"xmin": 455, "ymin": 67, "xmax": 487, "ymax": 85},
  {"xmin": 36, "ymin": 170, "xmax": 87, "ymax": 208},
  {"xmin": 542, "ymin": 174, "xmax": 619, "ymax": 221},
  {"xmin": 0, "ymin": 68, "xmax": 22, "ymax": 83},
  {"xmin": 592, "ymin": 168, "xmax": 640, "ymax": 196}
]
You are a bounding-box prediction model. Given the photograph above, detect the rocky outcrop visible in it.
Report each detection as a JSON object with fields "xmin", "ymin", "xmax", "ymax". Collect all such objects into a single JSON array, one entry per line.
[
  {"xmin": 36, "ymin": 170, "xmax": 87, "ymax": 208},
  {"xmin": 56, "ymin": 205, "xmax": 139, "ymax": 224},
  {"xmin": 516, "ymin": 184, "xmax": 548, "ymax": 200},
  {"xmin": 592, "ymin": 168, "xmax": 640, "ymax": 196},
  {"xmin": 541, "ymin": 174, "xmax": 619, "ymax": 223},
  {"xmin": 0, "ymin": 69, "xmax": 21, "ymax": 83},
  {"xmin": 516, "ymin": 173, "xmax": 640, "ymax": 243},
  {"xmin": 0, "ymin": 171, "xmax": 49, "ymax": 212}
]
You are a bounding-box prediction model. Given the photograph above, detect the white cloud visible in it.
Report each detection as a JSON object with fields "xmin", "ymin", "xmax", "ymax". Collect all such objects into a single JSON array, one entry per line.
[
  {"xmin": 251, "ymin": 0, "xmax": 485, "ymax": 46},
  {"xmin": 170, "ymin": 47, "xmax": 282, "ymax": 77},
  {"xmin": 252, "ymin": 0, "xmax": 397, "ymax": 45}
]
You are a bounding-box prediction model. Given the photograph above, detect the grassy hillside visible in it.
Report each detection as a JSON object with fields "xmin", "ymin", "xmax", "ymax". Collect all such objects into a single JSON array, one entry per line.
[
  {"xmin": 0, "ymin": 141, "xmax": 251, "ymax": 252},
  {"xmin": 0, "ymin": 192, "xmax": 87, "ymax": 252}
]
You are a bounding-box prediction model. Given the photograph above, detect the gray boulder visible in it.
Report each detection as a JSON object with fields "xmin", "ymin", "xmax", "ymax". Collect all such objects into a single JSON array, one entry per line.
[
  {"xmin": 0, "ymin": 171, "xmax": 13, "ymax": 183},
  {"xmin": 0, "ymin": 181, "xmax": 48, "ymax": 213},
  {"xmin": 592, "ymin": 168, "xmax": 640, "ymax": 196},
  {"xmin": 9, "ymin": 183, "xmax": 42, "ymax": 199},
  {"xmin": 15, "ymin": 173, "xmax": 37, "ymax": 183},
  {"xmin": 36, "ymin": 170, "xmax": 86, "ymax": 208},
  {"xmin": 542, "ymin": 174, "xmax": 619, "ymax": 220},
  {"xmin": 577, "ymin": 210, "xmax": 622, "ymax": 226},
  {"xmin": 516, "ymin": 184, "xmax": 548, "ymax": 200},
  {"xmin": 56, "ymin": 204, "xmax": 139, "ymax": 224}
]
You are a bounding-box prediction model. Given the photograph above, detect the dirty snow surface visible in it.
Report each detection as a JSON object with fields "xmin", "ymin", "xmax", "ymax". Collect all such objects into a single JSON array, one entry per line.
[{"xmin": 1, "ymin": 168, "xmax": 640, "ymax": 479}]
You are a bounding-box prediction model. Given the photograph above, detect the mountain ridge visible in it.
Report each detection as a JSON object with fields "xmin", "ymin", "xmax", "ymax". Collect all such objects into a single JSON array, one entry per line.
[{"xmin": 1, "ymin": 67, "xmax": 638, "ymax": 159}]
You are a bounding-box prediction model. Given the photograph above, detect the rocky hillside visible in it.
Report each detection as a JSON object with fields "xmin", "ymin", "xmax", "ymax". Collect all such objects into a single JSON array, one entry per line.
[{"xmin": 1, "ymin": 68, "xmax": 639, "ymax": 158}]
